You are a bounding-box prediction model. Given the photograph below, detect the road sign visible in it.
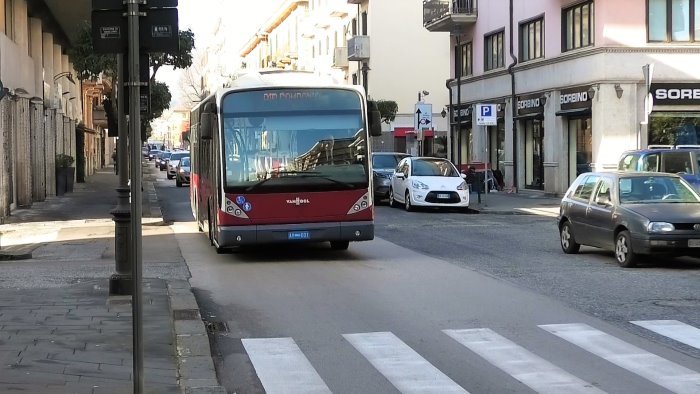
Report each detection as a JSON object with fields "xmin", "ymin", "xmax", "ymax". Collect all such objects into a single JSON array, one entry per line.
[
  {"xmin": 414, "ymin": 103, "xmax": 432, "ymax": 131},
  {"xmin": 476, "ymin": 104, "xmax": 497, "ymax": 126}
]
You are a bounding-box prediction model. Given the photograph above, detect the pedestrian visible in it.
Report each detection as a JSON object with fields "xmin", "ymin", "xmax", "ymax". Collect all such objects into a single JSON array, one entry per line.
[{"xmin": 111, "ymin": 148, "xmax": 118, "ymax": 175}]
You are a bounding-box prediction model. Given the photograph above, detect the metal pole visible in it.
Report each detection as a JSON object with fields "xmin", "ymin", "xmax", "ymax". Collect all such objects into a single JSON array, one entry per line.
[
  {"xmin": 109, "ymin": 54, "xmax": 132, "ymax": 296},
  {"xmin": 127, "ymin": 0, "xmax": 143, "ymax": 392},
  {"xmin": 455, "ymin": 34, "xmax": 462, "ymax": 170}
]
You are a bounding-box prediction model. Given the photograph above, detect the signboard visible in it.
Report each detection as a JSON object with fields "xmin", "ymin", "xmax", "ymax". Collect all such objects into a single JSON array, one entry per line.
[
  {"xmin": 451, "ymin": 104, "xmax": 472, "ymax": 124},
  {"xmin": 414, "ymin": 103, "xmax": 432, "ymax": 131},
  {"xmin": 650, "ymin": 83, "xmax": 700, "ymax": 105},
  {"xmin": 92, "ymin": 6, "xmax": 179, "ymax": 54},
  {"xmin": 517, "ymin": 92, "xmax": 545, "ymax": 116},
  {"xmin": 559, "ymin": 86, "xmax": 592, "ymax": 111},
  {"xmin": 476, "ymin": 104, "xmax": 497, "ymax": 126}
]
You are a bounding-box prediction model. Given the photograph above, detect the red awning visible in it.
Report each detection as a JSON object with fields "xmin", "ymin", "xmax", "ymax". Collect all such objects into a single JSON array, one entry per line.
[{"xmin": 393, "ymin": 127, "xmax": 434, "ymax": 137}]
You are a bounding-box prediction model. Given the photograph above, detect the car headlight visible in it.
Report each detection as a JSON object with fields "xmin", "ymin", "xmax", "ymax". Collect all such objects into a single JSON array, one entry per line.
[
  {"xmin": 647, "ymin": 222, "xmax": 675, "ymax": 232},
  {"xmin": 456, "ymin": 181, "xmax": 467, "ymax": 190},
  {"xmin": 411, "ymin": 180, "xmax": 429, "ymax": 190}
]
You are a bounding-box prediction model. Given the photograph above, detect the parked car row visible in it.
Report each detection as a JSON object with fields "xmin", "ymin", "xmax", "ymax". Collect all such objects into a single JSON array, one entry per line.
[
  {"xmin": 557, "ymin": 145, "xmax": 700, "ymax": 268},
  {"xmin": 147, "ymin": 149, "xmax": 190, "ymax": 187}
]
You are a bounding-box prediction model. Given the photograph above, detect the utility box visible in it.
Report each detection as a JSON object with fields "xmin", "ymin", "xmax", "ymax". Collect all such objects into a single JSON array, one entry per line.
[{"xmin": 347, "ymin": 36, "xmax": 370, "ymax": 61}]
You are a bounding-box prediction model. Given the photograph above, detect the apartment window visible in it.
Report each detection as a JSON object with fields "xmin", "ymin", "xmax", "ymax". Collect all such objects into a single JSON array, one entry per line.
[
  {"xmin": 563, "ymin": 1, "xmax": 594, "ymax": 51},
  {"xmin": 456, "ymin": 42, "xmax": 472, "ymax": 77},
  {"xmin": 649, "ymin": 0, "xmax": 700, "ymax": 41},
  {"xmin": 5, "ymin": 0, "xmax": 14, "ymax": 40},
  {"xmin": 484, "ymin": 30, "xmax": 504, "ymax": 71},
  {"xmin": 361, "ymin": 11, "xmax": 368, "ymax": 35},
  {"xmin": 520, "ymin": 17, "xmax": 544, "ymax": 61},
  {"xmin": 351, "ymin": 18, "xmax": 357, "ymax": 36}
]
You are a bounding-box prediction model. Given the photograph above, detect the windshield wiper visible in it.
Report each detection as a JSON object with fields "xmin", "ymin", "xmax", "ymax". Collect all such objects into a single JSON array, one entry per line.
[{"xmin": 245, "ymin": 171, "xmax": 355, "ymax": 191}]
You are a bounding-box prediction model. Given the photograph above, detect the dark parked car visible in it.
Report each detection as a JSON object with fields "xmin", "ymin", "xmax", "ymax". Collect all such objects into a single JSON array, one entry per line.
[
  {"xmin": 158, "ymin": 151, "xmax": 172, "ymax": 171},
  {"xmin": 148, "ymin": 149, "xmax": 162, "ymax": 161},
  {"xmin": 371, "ymin": 152, "xmax": 410, "ymax": 200},
  {"xmin": 618, "ymin": 146, "xmax": 700, "ymax": 191},
  {"xmin": 558, "ymin": 171, "xmax": 700, "ymax": 267},
  {"xmin": 175, "ymin": 156, "xmax": 190, "ymax": 187}
]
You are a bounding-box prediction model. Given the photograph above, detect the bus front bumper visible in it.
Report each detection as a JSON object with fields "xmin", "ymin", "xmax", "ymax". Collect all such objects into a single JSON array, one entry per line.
[{"xmin": 218, "ymin": 221, "xmax": 374, "ymax": 246}]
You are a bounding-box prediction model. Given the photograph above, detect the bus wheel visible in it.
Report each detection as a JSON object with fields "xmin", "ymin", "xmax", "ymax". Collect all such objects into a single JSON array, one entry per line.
[{"xmin": 330, "ymin": 241, "xmax": 349, "ymax": 250}]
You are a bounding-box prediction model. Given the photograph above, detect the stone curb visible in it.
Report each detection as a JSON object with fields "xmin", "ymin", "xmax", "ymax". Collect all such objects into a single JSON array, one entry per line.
[
  {"xmin": 167, "ymin": 280, "xmax": 225, "ymax": 394},
  {"xmin": 0, "ymin": 243, "xmax": 40, "ymax": 260}
]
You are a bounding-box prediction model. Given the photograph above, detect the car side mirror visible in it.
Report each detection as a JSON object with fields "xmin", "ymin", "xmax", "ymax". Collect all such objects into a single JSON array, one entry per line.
[
  {"xmin": 395, "ymin": 173, "xmax": 405, "ymax": 179},
  {"xmin": 461, "ymin": 173, "xmax": 467, "ymax": 179}
]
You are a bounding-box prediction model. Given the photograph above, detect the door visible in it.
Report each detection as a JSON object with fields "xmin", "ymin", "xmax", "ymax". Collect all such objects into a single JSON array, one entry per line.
[
  {"xmin": 565, "ymin": 175, "xmax": 599, "ymax": 246},
  {"xmin": 585, "ymin": 177, "xmax": 616, "ymax": 249},
  {"xmin": 391, "ymin": 159, "xmax": 410, "ymax": 203}
]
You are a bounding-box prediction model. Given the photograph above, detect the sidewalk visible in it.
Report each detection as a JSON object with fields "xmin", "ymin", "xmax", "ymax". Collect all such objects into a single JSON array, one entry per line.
[
  {"xmin": 468, "ymin": 188, "xmax": 562, "ymax": 218},
  {"xmin": 0, "ymin": 163, "xmax": 224, "ymax": 394}
]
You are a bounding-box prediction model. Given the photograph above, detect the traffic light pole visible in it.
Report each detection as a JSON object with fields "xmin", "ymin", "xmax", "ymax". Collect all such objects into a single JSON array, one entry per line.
[{"xmin": 127, "ymin": 0, "xmax": 144, "ymax": 392}]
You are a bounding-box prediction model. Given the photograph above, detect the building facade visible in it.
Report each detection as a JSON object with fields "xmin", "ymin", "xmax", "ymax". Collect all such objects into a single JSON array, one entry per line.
[
  {"xmin": 425, "ymin": 0, "xmax": 700, "ymax": 195},
  {"xmin": 240, "ymin": 0, "xmax": 452, "ymax": 157},
  {"xmin": 0, "ymin": 0, "xmax": 109, "ymax": 222}
]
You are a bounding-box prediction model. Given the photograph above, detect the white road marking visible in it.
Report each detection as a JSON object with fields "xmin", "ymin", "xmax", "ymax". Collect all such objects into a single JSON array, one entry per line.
[
  {"xmin": 343, "ymin": 331, "xmax": 468, "ymax": 393},
  {"xmin": 631, "ymin": 320, "xmax": 700, "ymax": 350},
  {"xmin": 540, "ymin": 323, "xmax": 700, "ymax": 394},
  {"xmin": 241, "ymin": 337, "xmax": 331, "ymax": 394},
  {"xmin": 444, "ymin": 328, "xmax": 606, "ymax": 393}
]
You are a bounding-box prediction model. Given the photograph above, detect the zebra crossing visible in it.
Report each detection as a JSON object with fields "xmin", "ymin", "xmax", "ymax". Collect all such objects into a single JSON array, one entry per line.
[{"xmin": 241, "ymin": 320, "xmax": 700, "ymax": 394}]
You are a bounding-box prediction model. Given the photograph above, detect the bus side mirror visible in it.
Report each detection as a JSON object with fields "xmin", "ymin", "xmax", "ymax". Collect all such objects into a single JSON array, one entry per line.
[
  {"xmin": 200, "ymin": 102, "xmax": 217, "ymax": 140},
  {"xmin": 368, "ymin": 101, "xmax": 382, "ymax": 137}
]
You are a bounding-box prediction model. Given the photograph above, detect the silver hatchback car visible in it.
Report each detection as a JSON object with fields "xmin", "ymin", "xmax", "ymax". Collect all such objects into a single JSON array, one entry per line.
[{"xmin": 558, "ymin": 171, "xmax": 700, "ymax": 267}]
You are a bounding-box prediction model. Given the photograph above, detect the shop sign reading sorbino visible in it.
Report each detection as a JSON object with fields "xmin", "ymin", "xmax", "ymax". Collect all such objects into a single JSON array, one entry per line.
[
  {"xmin": 651, "ymin": 83, "xmax": 700, "ymax": 105},
  {"xmin": 517, "ymin": 92, "xmax": 545, "ymax": 116},
  {"xmin": 556, "ymin": 86, "xmax": 592, "ymax": 116}
]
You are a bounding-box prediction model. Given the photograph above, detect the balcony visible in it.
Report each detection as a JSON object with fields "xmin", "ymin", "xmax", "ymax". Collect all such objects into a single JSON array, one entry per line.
[
  {"xmin": 423, "ymin": 0, "xmax": 478, "ymax": 32},
  {"xmin": 333, "ymin": 47, "xmax": 348, "ymax": 68},
  {"xmin": 347, "ymin": 36, "xmax": 370, "ymax": 61}
]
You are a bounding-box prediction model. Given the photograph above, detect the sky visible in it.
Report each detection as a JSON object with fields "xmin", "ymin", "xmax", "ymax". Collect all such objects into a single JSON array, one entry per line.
[{"xmin": 158, "ymin": 0, "xmax": 285, "ymax": 107}]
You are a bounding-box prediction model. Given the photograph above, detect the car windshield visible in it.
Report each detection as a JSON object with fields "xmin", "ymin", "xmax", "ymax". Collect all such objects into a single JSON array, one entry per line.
[
  {"xmin": 619, "ymin": 176, "xmax": 700, "ymax": 203},
  {"xmin": 372, "ymin": 154, "xmax": 408, "ymax": 170},
  {"xmin": 180, "ymin": 157, "xmax": 190, "ymax": 167},
  {"xmin": 162, "ymin": 152, "xmax": 172, "ymax": 159},
  {"xmin": 170, "ymin": 152, "xmax": 189, "ymax": 161},
  {"xmin": 411, "ymin": 159, "xmax": 460, "ymax": 177}
]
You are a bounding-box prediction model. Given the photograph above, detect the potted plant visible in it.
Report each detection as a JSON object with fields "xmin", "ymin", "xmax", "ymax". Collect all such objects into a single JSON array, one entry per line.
[{"xmin": 55, "ymin": 154, "xmax": 75, "ymax": 195}]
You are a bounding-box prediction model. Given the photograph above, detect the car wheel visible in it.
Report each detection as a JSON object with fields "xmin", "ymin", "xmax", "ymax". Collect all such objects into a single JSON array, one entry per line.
[
  {"xmin": 389, "ymin": 188, "xmax": 397, "ymax": 208},
  {"xmin": 560, "ymin": 221, "xmax": 580, "ymax": 254},
  {"xmin": 330, "ymin": 240, "xmax": 349, "ymax": 250},
  {"xmin": 405, "ymin": 192, "xmax": 413, "ymax": 212},
  {"xmin": 615, "ymin": 230, "xmax": 638, "ymax": 268}
]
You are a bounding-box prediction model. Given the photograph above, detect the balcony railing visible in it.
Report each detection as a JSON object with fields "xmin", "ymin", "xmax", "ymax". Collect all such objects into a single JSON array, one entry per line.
[{"xmin": 423, "ymin": 0, "xmax": 478, "ymax": 32}]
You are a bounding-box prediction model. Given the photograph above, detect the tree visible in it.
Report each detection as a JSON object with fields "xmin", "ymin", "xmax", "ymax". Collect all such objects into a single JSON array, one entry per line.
[
  {"xmin": 376, "ymin": 100, "xmax": 398, "ymax": 124},
  {"xmin": 69, "ymin": 24, "xmax": 195, "ymax": 140},
  {"xmin": 150, "ymin": 29, "xmax": 195, "ymax": 80}
]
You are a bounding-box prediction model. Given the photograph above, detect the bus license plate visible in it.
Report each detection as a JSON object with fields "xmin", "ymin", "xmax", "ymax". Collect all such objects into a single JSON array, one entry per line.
[
  {"xmin": 437, "ymin": 193, "xmax": 450, "ymax": 199},
  {"xmin": 689, "ymin": 239, "xmax": 700, "ymax": 247},
  {"xmin": 288, "ymin": 231, "xmax": 310, "ymax": 240}
]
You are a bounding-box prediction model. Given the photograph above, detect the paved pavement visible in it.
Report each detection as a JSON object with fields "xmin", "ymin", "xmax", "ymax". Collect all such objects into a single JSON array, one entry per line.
[
  {"xmin": 0, "ymin": 163, "xmax": 224, "ymax": 394},
  {"xmin": 469, "ymin": 188, "xmax": 561, "ymax": 217},
  {"xmin": 0, "ymin": 163, "xmax": 560, "ymax": 393}
]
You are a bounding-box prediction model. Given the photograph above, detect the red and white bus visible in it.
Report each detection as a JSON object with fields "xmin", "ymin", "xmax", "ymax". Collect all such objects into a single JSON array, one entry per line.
[{"xmin": 189, "ymin": 70, "xmax": 383, "ymax": 252}]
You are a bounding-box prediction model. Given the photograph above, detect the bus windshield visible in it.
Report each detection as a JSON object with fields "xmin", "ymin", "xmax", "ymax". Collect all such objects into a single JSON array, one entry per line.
[{"xmin": 221, "ymin": 88, "xmax": 368, "ymax": 193}]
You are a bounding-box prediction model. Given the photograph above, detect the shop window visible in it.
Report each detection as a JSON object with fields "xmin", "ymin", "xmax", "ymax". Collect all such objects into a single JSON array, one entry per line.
[
  {"xmin": 649, "ymin": 112, "xmax": 700, "ymax": 145},
  {"xmin": 520, "ymin": 17, "xmax": 544, "ymax": 61},
  {"xmin": 562, "ymin": 1, "xmax": 594, "ymax": 51},
  {"xmin": 484, "ymin": 30, "xmax": 504, "ymax": 71},
  {"xmin": 648, "ymin": 0, "xmax": 700, "ymax": 42},
  {"xmin": 456, "ymin": 42, "xmax": 472, "ymax": 78}
]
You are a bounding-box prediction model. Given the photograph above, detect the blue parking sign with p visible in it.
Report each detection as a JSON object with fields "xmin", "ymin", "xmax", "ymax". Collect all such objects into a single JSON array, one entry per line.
[{"xmin": 481, "ymin": 105, "xmax": 492, "ymax": 116}]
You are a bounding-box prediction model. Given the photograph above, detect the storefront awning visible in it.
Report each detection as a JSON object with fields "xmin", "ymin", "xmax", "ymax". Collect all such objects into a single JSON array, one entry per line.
[
  {"xmin": 555, "ymin": 108, "xmax": 591, "ymax": 117},
  {"xmin": 513, "ymin": 113, "xmax": 544, "ymax": 120}
]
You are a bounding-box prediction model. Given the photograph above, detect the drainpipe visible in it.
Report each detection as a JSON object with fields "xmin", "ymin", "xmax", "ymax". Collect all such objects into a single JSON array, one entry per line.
[
  {"xmin": 455, "ymin": 34, "xmax": 462, "ymax": 170},
  {"xmin": 446, "ymin": 78, "xmax": 454, "ymax": 163},
  {"xmin": 507, "ymin": 0, "xmax": 518, "ymax": 191}
]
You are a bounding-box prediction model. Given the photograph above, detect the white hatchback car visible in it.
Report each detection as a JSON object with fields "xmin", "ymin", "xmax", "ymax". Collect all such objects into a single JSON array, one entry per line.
[{"xmin": 389, "ymin": 157, "xmax": 469, "ymax": 211}]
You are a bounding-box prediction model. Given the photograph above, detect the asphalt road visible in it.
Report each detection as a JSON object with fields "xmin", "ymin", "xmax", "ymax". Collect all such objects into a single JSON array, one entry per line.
[{"xmin": 155, "ymin": 175, "xmax": 700, "ymax": 393}]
